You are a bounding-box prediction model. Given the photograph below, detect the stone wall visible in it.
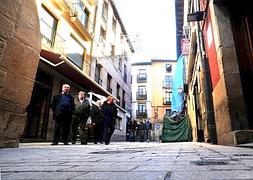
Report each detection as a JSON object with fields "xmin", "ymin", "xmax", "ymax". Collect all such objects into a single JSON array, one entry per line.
[
  {"xmin": 0, "ymin": 0, "xmax": 41, "ymax": 148},
  {"xmin": 210, "ymin": 2, "xmax": 248, "ymax": 145}
]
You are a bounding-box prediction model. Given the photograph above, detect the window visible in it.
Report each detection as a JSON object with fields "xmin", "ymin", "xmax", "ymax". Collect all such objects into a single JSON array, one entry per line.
[
  {"xmin": 107, "ymin": 74, "xmax": 112, "ymax": 93},
  {"xmin": 99, "ymin": 26, "xmax": 106, "ymax": 46},
  {"xmin": 102, "ymin": 1, "xmax": 108, "ymax": 21},
  {"xmin": 95, "ymin": 63, "xmax": 102, "ymax": 85},
  {"xmin": 111, "ymin": 45, "xmax": 115, "ymax": 56},
  {"xmin": 165, "ymin": 64, "xmax": 172, "ymax": 73},
  {"xmin": 137, "ymin": 69, "xmax": 147, "ymax": 82},
  {"xmin": 165, "ymin": 91, "xmax": 172, "ymax": 101},
  {"xmin": 138, "ymin": 103, "xmax": 146, "ymax": 113},
  {"xmin": 122, "ymin": 90, "xmax": 126, "ymax": 109},
  {"xmin": 40, "ymin": 6, "xmax": 58, "ymax": 47},
  {"xmin": 164, "ymin": 91, "xmax": 172, "ymax": 105},
  {"xmin": 66, "ymin": 35, "xmax": 85, "ymax": 69},
  {"xmin": 112, "ymin": 17, "xmax": 117, "ymax": 33},
  {"xmin": 100, "ymin": 27, "xmax": 106, "ymax": 40},
  {"xmin": 116, "ymin": 84, "xmax": 121, "ymax": 105},
  {"xmin": 118, "ymin": 57, "xmax": 122, "ymax": 71},
  {"xmin": 124, "ymin": 64, "xmax": 127, "ymax": 83},
  {"xmin": 164, "ymin": 75, "xmax": 173, "ymax": 89},
  {"xmin": 138, "ymin": 86, "xmax": 146, "ymax": 95}
]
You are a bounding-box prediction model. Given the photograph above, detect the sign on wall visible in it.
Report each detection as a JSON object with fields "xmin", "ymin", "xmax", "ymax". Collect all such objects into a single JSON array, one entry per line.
[{"xmin": 181, "ymin": 38, "xmax": 190, "ymax": 55}]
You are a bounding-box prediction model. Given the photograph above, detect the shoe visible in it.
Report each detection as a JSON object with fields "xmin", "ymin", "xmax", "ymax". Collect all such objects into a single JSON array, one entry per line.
[
  {"xmin": 63, "ymin": 142, "xmax": 69, "ymax": 145},
  {"xmin": 94, "ymin": 142, "xmax": 97, "ymax": 144},
  {"xmin": 81, "ymin": 142, "xmax": 87, "ymax": 145},
  {"xmin": 51, "ymin": 142, "xmax": 58, "ymax": 145},
  {"xmin": 72, "ymin": 141, "xmax": 76, "ymax": 144},
  {"xmin": 99, "ymin": 141, "xmax": 103, "ymax": 144}
]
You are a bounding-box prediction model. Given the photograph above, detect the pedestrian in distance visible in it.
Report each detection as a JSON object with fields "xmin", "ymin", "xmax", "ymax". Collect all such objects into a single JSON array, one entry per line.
[
  {"xmin": 138, "ymin": 120, "xmax": 145, "ymax": 142},
  {"xmin": 101, "ymin": 96, "xmax": 118, "ymax": 145},
  {"xmin": 71, "ymin": 91, "xmax": 90, "ymax": 144},
  {"xmin": 50, "ymin": 84, "xmax": 75, "ymax": 145},
  {"xmin": 91, "ymin": 100, "xmax": 105, "ymax": 144},
  {"xmin": 127, "ymin": 119, "xmax": 137, "ymax": 142},
  {"xmin": 145, "ymin": 119, "xmax": 152, "ymax": 142}
]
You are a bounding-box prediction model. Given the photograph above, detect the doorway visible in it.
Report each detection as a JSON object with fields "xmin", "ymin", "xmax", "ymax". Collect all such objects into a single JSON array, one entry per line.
[
  {"xmin": 229, "ymin": 3, "xmax": 253, "ymax": 129},
  {"xmin": 22, "ymin": 71, "xmax": 52, "ymax": 141}
]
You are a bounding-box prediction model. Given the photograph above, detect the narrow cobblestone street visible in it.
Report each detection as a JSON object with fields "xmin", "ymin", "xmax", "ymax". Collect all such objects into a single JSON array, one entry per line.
[{"xmin": 1, "ymin": 142, "xmax": 253, "ymax": 179}]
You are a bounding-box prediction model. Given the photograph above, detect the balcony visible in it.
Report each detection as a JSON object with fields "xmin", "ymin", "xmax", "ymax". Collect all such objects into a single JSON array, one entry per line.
[
  {"xmin": 136, "ymin": 110, "xmax": 147, "ymax": 118},
  {"xmin": 40, "ymin": 19, "xmax": 91, "ymax": 74},
  {"xmin": 40, "ymin": 19, "xmax": 65, "ymax": 54},
  {"xmin": 136, "ymin": 91, "xmax": 147, "ymax": 100},
  {"xmin": 137, "ymin": 74, "xmax": 147, "ymax": 83},
  {"xmin": 162, "ymin": 81, "xmax": 173, "ymax": 89},
  {"xmin": 68, "ymin": 1, "xmax": 94, "ymax": 41},
  {"xmin": 163, "ymin": 98, "xmax": 171, "ymax": 105}
]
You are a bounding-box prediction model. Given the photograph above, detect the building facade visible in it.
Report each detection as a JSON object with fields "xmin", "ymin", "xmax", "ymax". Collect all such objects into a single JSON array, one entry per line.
[
  {"xmin": 1, "ymin": 0, "xmax": 133, "ymax": 145},
  {"xmin": 182, "ymin": 0, "xmax": 253, "ymax": 145},
  {"xmin": 131, "ymin": 59, "xmax": 177, "ymax": 141},
  {"xmin": 90, "ymin": 0, "xmax": 134, "ymax": 141}
]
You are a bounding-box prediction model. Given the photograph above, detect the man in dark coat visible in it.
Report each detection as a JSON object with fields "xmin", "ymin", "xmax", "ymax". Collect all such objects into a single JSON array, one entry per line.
[
  {"xmin": 91, "ymin": 100, "xmax": 104, "ymax": 144},
  {"xmin": 101, "ymin": 96, "xmax": 118, "ymax": 145},
  {"xmin": 50, "ymin": 84, "xmax": 75, "ymax": 145},
  {"xmin": 71, "ymin": 91, "xmax": 90, "ymax": 144}
]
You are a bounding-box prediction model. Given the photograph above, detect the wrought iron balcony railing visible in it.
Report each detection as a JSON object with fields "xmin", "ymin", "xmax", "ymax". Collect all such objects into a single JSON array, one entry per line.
[
  {"xmin": 163, "ymin": 98, "xmax": 171, "ymax": 105},
  {"xmin": 136, "ymin": 91, "xmax": 147, "ymax": 100},
  {"xmin": 136, "ymin": 110, "xmax": 147, "ymax": 118}
]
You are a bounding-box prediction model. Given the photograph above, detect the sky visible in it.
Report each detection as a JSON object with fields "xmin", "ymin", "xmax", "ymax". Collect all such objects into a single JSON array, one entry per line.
[{"xmin": 114, "ymin": 0, "xmax": 177, "ymax": 62}]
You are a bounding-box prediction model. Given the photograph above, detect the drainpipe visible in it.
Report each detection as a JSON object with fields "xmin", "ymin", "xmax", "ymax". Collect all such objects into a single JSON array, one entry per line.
[{"xmin": 195, "ymin": 0, "xmax": 217, "ymax": 144}]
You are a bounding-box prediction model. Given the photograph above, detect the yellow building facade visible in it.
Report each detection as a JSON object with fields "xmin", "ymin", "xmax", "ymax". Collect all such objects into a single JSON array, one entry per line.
[{"xmin": 132, "ymin": 59, "xmax": 177, "ymax": 141}]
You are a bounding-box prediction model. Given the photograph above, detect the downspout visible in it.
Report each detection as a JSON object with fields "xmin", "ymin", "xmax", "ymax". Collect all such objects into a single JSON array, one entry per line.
[{"xmin": 195, "ymin": 0, "xmax": 217, "ymax": 143}]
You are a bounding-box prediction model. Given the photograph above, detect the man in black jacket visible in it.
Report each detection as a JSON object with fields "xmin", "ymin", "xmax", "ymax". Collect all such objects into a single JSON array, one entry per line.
[
  {"xmin": 91, "ymin": 100, "xmax": 104, "ymax": 144},
  {"xmin": 50, "ymin": 84, "xmax": 75, "ymax": 145},
  {"xmin": 101, "ymin": 96, "xmax": 118, "ymax": 145}
]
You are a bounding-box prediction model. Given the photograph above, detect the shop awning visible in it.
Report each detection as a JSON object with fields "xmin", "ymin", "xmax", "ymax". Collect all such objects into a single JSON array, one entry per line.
[{"xmin": 40, "ymin": 49, "xmax": 117, "ymax": 99}]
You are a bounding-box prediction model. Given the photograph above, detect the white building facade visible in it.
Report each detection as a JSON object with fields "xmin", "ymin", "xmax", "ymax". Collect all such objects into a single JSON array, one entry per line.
[{"xmin": 90, "ymin": 0, "xmax": 134, "ymax": 141}]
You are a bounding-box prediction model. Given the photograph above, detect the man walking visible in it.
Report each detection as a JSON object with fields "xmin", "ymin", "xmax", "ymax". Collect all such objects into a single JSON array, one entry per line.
[
  {"xmin": 50, "ymin": 84, "xmax": 75, "ymax": 145},
  {"xmin": 71, "ymin": 91, "xmax": 90, "ymax": 144}
]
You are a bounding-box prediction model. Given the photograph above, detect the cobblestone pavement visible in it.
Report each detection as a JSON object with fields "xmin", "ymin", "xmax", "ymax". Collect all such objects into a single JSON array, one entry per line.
[{"xmin": 1, "ymin": 142, "xmax": 253, "ymax": 180}]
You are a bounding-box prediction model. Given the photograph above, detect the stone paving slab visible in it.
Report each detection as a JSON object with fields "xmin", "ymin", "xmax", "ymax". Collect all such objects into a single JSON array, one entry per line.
[{"xmin": 1, "ymin": 142, "xmax": 253, "ymax": 179}]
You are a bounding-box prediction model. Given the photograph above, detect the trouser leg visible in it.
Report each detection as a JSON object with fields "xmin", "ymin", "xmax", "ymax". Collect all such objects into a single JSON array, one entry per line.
[
  {"xmin": 53, "ymin": 120, "xmax": 61, "ymax": 143},
  {"xmin": 79, "ymin": 123, "xmax": 88, "ymax": 144},
  {"xmin": 71, "ymin": 117, "xmax": 80, "ymax": 143},
  {"xmin": 62, "ymin": 121, "xmax": 71, "ymax": 143}
]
